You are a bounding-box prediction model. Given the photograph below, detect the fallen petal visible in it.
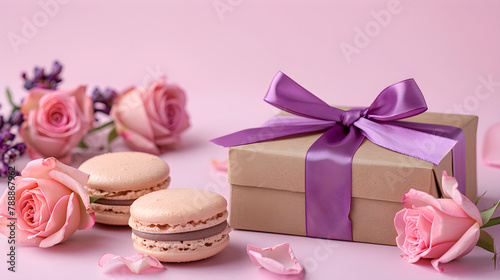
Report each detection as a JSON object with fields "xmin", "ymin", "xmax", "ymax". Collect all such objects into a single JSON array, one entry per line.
[
  {"xmin": 211, "ymin": 159, "xmax": 228, "ymax": 173},
  {"xmin": 247, "ymin": 243, "xmax": 304, "ymax": 275},
  {"xmin": 98, "ymin": 253, "xmax": 165, "ymax": 274}
]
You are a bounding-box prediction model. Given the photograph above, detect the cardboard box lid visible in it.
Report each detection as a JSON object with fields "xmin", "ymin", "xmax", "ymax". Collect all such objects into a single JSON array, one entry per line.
[{"xmin": 228, "ymin": 111, "xmax": 478, "ymax": 203}]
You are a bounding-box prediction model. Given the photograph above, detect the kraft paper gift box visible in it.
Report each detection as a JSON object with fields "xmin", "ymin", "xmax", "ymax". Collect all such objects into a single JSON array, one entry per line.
[
  {"xmin": 227, "ymin": 112, "xmax": 477, "ymax": 245},
  {"xmin": 214, "ymin": 72, "xmax": 478, "ymax": 246}
]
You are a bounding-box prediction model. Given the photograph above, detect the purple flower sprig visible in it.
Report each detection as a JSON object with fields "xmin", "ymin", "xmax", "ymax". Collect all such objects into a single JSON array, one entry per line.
[
  {"xmin": 21, "ymin": 60, "xmax": 63, "ymax": 90},
  {"xmin": 78, "ymin": 87, "xmax": 118, "ymax": 150},
  {"xmin": 92, "ymin": 87, "xmax": 118, "ymax": 116},
  {"xmin": 1, "ymin": 88, "xmax": 27, "ymax": 176},
  {"xmin": 0, "ymin": 117, "xmax": 26, "ymax": 177}
]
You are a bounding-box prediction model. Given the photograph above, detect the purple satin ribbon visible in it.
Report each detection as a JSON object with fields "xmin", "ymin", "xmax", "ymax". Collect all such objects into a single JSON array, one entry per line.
[{"xmin": 211, "ymin": 72, "xmax": 465, "ymax": 241}]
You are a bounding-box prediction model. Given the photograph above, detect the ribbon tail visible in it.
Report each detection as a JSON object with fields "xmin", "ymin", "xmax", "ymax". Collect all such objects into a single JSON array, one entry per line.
[
  {"xmin": 355, "ymin": 118, "xmax": 457, "ymax": 165},
  {"xmin": 211, "ymin": 116, "xmax": 335, "ymax": 147},
  {"xmin": 306, "ymin": 124, "xmax": 364, "ymax": 240},
  {"xmin": 388, "ymin": 121, "xmax": 467, "ymax": 196}
]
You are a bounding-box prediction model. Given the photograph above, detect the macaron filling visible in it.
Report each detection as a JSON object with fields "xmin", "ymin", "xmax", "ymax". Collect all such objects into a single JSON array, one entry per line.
[
  {"xmin": 93, "ymin": 198, "xmax": 136, "ymax": 206},
  {"xmin": 132, "ymin": 221, "xmax": 228, "ymax": 241}
]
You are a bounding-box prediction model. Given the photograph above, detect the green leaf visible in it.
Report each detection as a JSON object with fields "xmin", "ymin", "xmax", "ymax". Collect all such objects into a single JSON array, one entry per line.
[
  {"xmin": 107, "ymin": 127, "xmax": 118, "ymax": 152},
  {"xmin": 480, "ymin": 199, "xmax": 500, "ymax": 226},
  {"xmin": 6, "ymin": 88, "xmax": 20, "ymax": 113},
  {"xmin": 88, "ymin": 120, "xmax": 114, "ymax": 134},
  {"xmin": 476, "ymin": 230, "xmax": 497, "ymax": 269},
  {"xmin": 77, "ymin": 138, "xmax": 89, "ymax": 149},
  {"xmin": 476, "ymin": 191, "xmax": 487, "ymax": 205},
  {"xmin": 89, "ymin": 191, "xmax": 129, "ymax": 204},
  {"xmin": 482, "ymin": 217, "xmax": 500, "ymax": 229},
  {"xmin": 477, "ymin": 230, "xmax": 496, "ymax": 253},
  {"xmin": 89, "ymin": 195, "xmax": 106, "ymax": 204}
]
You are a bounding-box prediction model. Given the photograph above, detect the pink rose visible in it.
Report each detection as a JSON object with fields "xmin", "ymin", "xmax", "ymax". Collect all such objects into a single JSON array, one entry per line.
[
  {"xmin": 0, "ymin": 158, "xmax": 95, "ymax": 247},
  {"xmin": 394, "ymin": 171, "xmax": 482, "ymax": 271},
  {"xmin": 110, "ymin": 77, "xmax": 189, "ymax": 155},
  {"xmin": 20, "ymin": 86, "xmax": 94, "ymax": 163}
]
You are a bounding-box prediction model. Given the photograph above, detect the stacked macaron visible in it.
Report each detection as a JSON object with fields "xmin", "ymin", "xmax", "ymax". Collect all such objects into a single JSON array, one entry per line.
[
  {"xmin": 78, "ymin": 152, "xmax": 170, "ymax": 225},
  {"xmin": 129, "ymin": 188, "xmax": 231, "ymax": 262}
]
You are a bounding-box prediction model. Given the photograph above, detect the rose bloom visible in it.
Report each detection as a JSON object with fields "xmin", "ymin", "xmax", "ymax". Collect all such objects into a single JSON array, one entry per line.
[
  {"xmin": 20, "ymin": 86, "xmax": 94, "ymax": 163},
  {"xmin": 110, "ymin": 77, "xmax": 189, "ymax": 155},
  {"xmin": 394, "ymin": 171, "xmax": 482, "ymax": 271},
  {"xmin": 0, "ymin": 158, "xmax": 95, "ymax": 247}
]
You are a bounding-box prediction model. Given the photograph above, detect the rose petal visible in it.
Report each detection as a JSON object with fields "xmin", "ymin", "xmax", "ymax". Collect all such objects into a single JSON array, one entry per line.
[
  {"xmin": 430, "ymin": 223, "xmax": 481, "ymax": 272},
  {"xmin": 36, "ymin": 178, "xmax": 72, "ymax": 210},
  {"xmin": 36, "ymin": 94, "xmax": 80, "ymax": 136},
  {"xmin": 418, "ymin": 241, "xmax": 455, "ymax": 260},
  {"xmin": 38, "ymin": 193, "xmax": 81, "ymax": 247},
  {"xmin": 482, "ymin": 123, "xmax": 500, "ymax": 168},
  {"xmin": 52, "ymin": 158, "xmax": 90, "ymax": 187},
  {"xmin": 247, "ymin": 243, "xmax": 304, "ymax": 275},
  {"xmin": 21, "ymin": 123, "xmax": 71, "ymax": 163},
  {"xmin": 115, "ymin": 125, "xmax": 161, "ymax": 154},
  {"xmin": 153, "ymin": 86, "xmax": 187, "ymax": 131},
  {"xmin": 0, "ymin": 179, "xmax": 25, "ymax": 219},
  {"xmin": 21, "ymin": 88, "xmax": 51, "ymax": 113},
  {"xmin": 144, "ymin": 78, "xmax": 167, "ymax": 121},
  {"xmin": 149, "ymin": 117, "xmax": 172, "ymax": 136},
  {"xmin": 98, "ymin": 253, "xmax": 165, "ymax": 274},
  {"xmin": 0, "ymin": 216, "xmax": 44, "ymax": 246},
  {"xmin": 23, "ymin": 141, "xmax": 45, "ymax": 161},
  {"xmin": 21, "ymin": 158, "xmax": 92, "ymax": 208},
  {"xmin": 394, "ymin": 210, "xmax": 408, "ymax": 244},
  {"xmin": 402, "ymin": 188, "xmax": 470, "ymax": 220},
  {"xmin": 441, "ymin": 171, "xmax": 482, "ymax": 225},
  {"xmin": 112, "ymin": 88, "xmax": 155, "ymax": 142},
  {"xmin": 21, "ymin": 115, "xmax": 73, "ymax": 159},
  {"xmin": 111, "ymin": 88, "xmax": 161, "ymax": 154},
  {"xmin": 428, "ymin": 208, "xmax": 476, "ymax": 245},
  {"xmin": 64, "ymin": 86, "xmax": 93, "ymax": 125},
  {"xmin": 48, "ymin": 170, "xmax": 91, "ymax": 207},
  {"xmin": 18, "ymin": 157, "xmax": 54, "ymax": 178}
]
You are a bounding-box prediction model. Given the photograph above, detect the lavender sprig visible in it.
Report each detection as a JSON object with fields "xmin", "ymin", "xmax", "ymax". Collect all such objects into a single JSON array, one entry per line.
[
  {"xmin": 0, "ymin": 86, "xmax": 27, "ymax": 177},
  {"xmin": 0, "ymin": 101, "xmax": 26, "ymax": 177},
  {"xmin": 92, "ymin": 87, "xmax": 118, "ymax": 116},
  {"xmin": 21, "ymin": 60, "xmax": 63, "ymax": 90}
]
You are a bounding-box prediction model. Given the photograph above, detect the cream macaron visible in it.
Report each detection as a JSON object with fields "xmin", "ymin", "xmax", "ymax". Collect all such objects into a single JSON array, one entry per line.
[
  {"xmin": 129, "ymin": 188, "xmax": 231, "ymax": 262},
  {"xmin": 78, "ymin": 152, "xmax": 170, "ymax": 225}
]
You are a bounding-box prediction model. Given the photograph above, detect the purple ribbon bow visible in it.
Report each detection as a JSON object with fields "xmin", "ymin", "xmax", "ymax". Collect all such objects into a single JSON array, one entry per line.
[{"xmin": 212, "ymin": 72, "xmax": 463, "ymax": 241}]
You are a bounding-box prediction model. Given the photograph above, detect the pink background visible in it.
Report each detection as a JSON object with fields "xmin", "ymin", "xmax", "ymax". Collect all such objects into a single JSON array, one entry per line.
[{"xmin": 1, "ymin": 0, "xmax": 500, "ymax": 279}]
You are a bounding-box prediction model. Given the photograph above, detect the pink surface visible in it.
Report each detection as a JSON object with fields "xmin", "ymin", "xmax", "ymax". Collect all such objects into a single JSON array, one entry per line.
[{"xmin": 1, "ymin": 0, "xmax": 500, "ymax": 279}]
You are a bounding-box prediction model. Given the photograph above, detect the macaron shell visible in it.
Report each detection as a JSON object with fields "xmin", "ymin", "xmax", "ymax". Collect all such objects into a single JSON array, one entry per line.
[
  {"xmin": 130, "ymin": 188, "xmax": 228, "ymax": 225},
  {"xmin": 86, "ymin": 180, "xmax": 170, "ymax": 200},
  {"xmin": 94, "ymin": 210, "xmax": 131, "ymax": 226},
  {"xmin": 132, "ymin": 234, "xmax": 230, "ymax": 262},
  {"xmin": 91, "ymin": 183, "xmax": 168, "ymax": 225},
  {"xmin": 78, "ymin": 152, "xmax": 170, "ymax": 192},
  {"xmin": 129, "ymin": 210, "xmax": 228, "ymax": 234}
]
